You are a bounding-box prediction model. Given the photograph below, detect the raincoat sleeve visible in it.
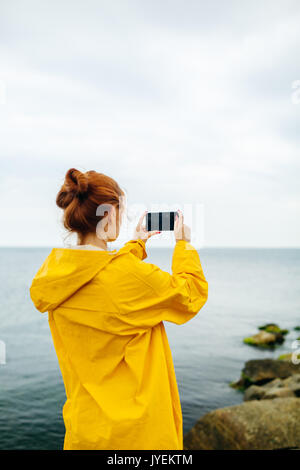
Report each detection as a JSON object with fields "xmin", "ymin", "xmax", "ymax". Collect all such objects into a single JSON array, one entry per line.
[
  {"xmin": 117, "ymin": 239, "xmax": 147, "ymax": 260},
  {"xmin": 121, "ymin": 240, "xmax": 208, "ymax": 328}
]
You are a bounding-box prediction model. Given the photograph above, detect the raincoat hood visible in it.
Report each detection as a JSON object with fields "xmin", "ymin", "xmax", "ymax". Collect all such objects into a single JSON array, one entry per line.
[{"xmin": 30, "ymin": 247, "xmax": 117, "ymax": 313}]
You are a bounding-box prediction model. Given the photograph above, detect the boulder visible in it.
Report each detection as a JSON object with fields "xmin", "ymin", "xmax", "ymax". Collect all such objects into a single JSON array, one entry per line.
[
  {"xmin": 230, "ymin": 359, "xmax": 300, "ymax": 390},
  {"xmin": 258, "ymin": 323, "xmax": 289, "ymax": 335},
  {"xmin": 278, "ymin": 353, "xmax": 300, "ymax": 362},
  {"xmin": 183, "ymin": 397, "xmax": 300, "ymax": 450},
  {"xmin": 244, "ymin": 375, "xmax": 300, "ymax": 401},
  {"xmin": 243, "ymin": 330, "xmax": 282, "ymax": 348},
  {"xmin": 244, "ymin": 331, "xmax": 276, "ymax": 347},
  {"xmin": 284, "ymin": 374, "xmax": 300, "ymax": 397},
  {"xmin": 243, "ymin": 384, "xmax": 266, "ymax": 401},
  {"xmin": 243, "ymin": 324, "xmax": 290, "ymax": 348},
  {"xmin": 263, "ymin": 387, "xmax": 294, "ymax": 399}
]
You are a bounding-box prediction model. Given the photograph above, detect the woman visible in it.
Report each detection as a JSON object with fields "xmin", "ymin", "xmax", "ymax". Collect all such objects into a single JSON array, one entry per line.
[{"xmin": 30, "ymin": 168, "xmax": 208, "ymax": 450}]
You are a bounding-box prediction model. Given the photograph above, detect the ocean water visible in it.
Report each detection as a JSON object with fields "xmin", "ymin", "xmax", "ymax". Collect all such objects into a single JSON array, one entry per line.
[{"xmin": 0, "ymin": 246, "xmax": 299, "ymax": 450}]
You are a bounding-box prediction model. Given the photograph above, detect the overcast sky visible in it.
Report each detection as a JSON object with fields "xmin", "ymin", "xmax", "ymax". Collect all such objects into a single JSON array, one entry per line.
[{"xmin": 0, "ymin": 0, "xmax": 299, "ymax": 247}]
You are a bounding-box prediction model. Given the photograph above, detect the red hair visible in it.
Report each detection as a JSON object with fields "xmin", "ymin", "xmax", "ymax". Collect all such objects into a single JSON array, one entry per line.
[{"xmin": 56, "ymin": 168, "xmax": 125, "ymax": 240}]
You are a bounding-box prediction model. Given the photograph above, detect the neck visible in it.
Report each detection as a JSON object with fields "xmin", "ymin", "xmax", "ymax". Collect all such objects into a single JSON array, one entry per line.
[{"xmin": 78, "ymin": 233, "xmax": 108, "ymax": 251}]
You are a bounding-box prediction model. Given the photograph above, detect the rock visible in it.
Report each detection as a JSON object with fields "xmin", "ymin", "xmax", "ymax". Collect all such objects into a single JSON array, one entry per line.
[
  {"xmin": 244, "ymin": 375, "xmax": 300, "ymax": 401},
  {"xmin": 244, "ymin": 377, "xmax": 298, "ymax": 401},
  {"xmin": 264, "ymin": 387, "xmax": 295, "ymax": 399},
  {"xmin": 230, "ymin": 359, "xmax": 300, "ymax": 390},
  {"xmin": 284, "ymin": 374, "xmax": 300, "ymax": 397},
  {"xmin": 243, "ymin": 331, "xmax": 284, "ymax": 348},
  {"xmin": 243, "ymin": 324, "xmax": 289, "ymax": 349},
  {"xmin": 278, "ymin": 353, "xmax": 300, "ymax": 362},
  {"xmin": 183, "ymin": 397, "xmax": 300, "ymax": 450},
  {"xmin": 243, "ymin": 378, "xmax": 281, "ymax": 400},
  {"xmin": 258, "ymin": 323, "xmax": 289, "ymax": 335},
  {"xmin": 244, "ymin": 384, "xmax": 267, "ymax": 401}
]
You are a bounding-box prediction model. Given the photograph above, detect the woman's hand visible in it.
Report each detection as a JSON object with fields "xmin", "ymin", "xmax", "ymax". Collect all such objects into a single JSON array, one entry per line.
[
  {"xmin": 174, "ymin": 209, "xmax": 191, "ymax": 242},
  {"xmin": 133, "ymin": 211, "xmax": 161, "ymax": 243}
]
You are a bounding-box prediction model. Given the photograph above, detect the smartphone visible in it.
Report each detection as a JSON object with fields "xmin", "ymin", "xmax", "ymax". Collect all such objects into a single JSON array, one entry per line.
[{"xmin": 145, "ymin": 211, "xmax": 179, "ymax": 232}]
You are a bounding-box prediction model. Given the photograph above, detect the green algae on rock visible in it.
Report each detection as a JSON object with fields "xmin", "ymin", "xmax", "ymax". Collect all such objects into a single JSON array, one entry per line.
[
  {"xmin": 258, "ymin": 323, "xmax": 289, "ymax": 335},
  {"xmin": 278, "ymin": 353, "xmax": 300, "ymax": 361},
  {"xmin": 230, "ymin": 358, "xmax": 300, "ymax": 390},
  {"xmin": 243, "ymin": 323, "xmax": 290, "ymax": 348},
  {"xmin": 243, "ymin": 330, "xmax": 283, "ymax": 348}
]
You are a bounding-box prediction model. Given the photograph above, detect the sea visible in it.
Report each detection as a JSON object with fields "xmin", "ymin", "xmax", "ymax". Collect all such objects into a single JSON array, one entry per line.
[{"xmin": 0, "ymin": 246, "xmax": 299, "ymax": 450}]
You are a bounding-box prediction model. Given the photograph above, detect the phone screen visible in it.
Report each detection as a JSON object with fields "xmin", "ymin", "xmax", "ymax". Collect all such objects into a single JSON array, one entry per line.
[{"xmin": 145, "ymin": 211, "xmax": 179, "ymax": 231}]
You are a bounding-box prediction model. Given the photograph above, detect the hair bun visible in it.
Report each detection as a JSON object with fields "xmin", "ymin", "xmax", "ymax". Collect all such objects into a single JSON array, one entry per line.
[
  {"xmin": 56, "ymin": 168, "xmax": 89, "ymax": 209},
  {"xmin": 56, "ymin": 168, "xmax": 124, "ymax": 241},
  {"xmin": 66, "ymin": 168, "xmax": 89, "ymax": 196}
]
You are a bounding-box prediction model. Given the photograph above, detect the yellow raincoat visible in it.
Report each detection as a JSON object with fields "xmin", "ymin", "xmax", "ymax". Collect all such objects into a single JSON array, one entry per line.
[{"xmin": 30, "ymin": 239, "xmax": 208, "ymax": 450}]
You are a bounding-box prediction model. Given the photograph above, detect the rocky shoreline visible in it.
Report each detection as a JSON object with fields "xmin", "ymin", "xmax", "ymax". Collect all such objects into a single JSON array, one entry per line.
[
  {"xmin": 230, "ymin": 358, "xmax": 300, "ymax": 391},
  {"xmin": 183, "ymin": 324, "xmax": 300, "ymax": 450},
  {"xmin": 183, "ymin": 396, "xmax": 300, "ymax": 450}
]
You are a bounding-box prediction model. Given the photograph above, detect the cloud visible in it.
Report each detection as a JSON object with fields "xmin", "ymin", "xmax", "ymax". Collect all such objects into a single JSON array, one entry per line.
[{"xmin": 0, "ymin": 0, "xmax": 300, "ymax": 246}]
